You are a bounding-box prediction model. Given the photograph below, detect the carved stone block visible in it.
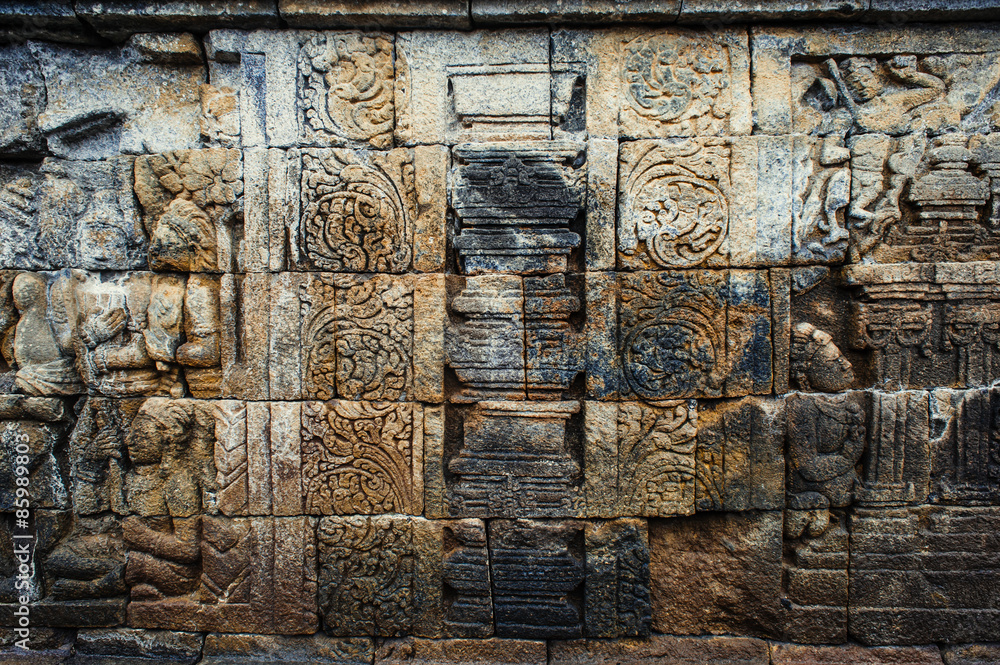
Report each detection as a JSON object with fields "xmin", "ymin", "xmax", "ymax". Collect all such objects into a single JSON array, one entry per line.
[
  {"xmin": 857, "ymin": 390, "xmax": 930, "ymax": 507},
  {"xmin": 395, "ymin": 30, "xmax": 555, "ymax": 144},
  {"xmin": 451, "ymin": 142, "xmax": 585, "ymax": 275},
  {"xmin": 127, "ymin": 515, "xmax": 318, "ymax": 634},
  {"xmin": 0, "ymin": 158, "xmax": 144, "ymax": 271},
  {"xmin": 0, "ymin": 43, "xmax": 45, "ymax": 158},
  {"xmin": 649, "ymin": 511, "xmax": 783, "ymax": 638},
  {"xmin": 206, "ymin": 30, "xmax": 396, "ymax": 150},
  {"xmin": 753, "ymin": 26, "xmax": 1000, "ymax": 263},
  {"xmin": 0, "ymin": 509, "xmax": 126, "ymax": 627},
  {"xmin": 782, "ymin": 510, "xmax": 849, "ymax": 644},
  {"xmin": 299, "ymin": 148, "xmax": 416, "ymax": 273},
  {"xmin": 584, "ymin": 519, "xmax": 651, "ymax": 638},
  {"xmin": 551, "ymin": 27, "xmax": 751, "ymax": 140},
  {"xmin": 29, "ymin": 34, "xmax": 204, "ymax": 159},
  {"xmin": 696, "ymin": 396, "xmax": 785, "ymax": 512},
  {"xmin": 585, "ymin": 400, "xmax": 697, "ymax": 518},
  {"xmin": 615, "ymin": 270, "xmax": 772, "ymax": 401},
  {"xmin": 299, "ymin": 33, "xmax": 396, "ymax": 149},
  {"xmin": 0, "ymin": 395, "xmax": 71, "ymax": 511},
  {"xmin": 844, "ymin": 262, "xmax": 1000, "ymax": 390},
  {"xmin": 849, "ymin": 506, "xmax": 1000, "ymax": 644},
  {"xmin": 489, "ymin": 519, "xmax": 585, "ymax": 639},
  {"xmin": 301, "ymin": 400, "xmax": 424, "ymax": 516},
  {"xmin": 929, "ymin": 388, "xmax": 1000, "ymax": 505},
  {"xmin": 272, "ymin": 272, "xmax": 424, "ymax": 402},
  {"xmin": 442, "ymin": 401, "xmax": 583, "ymax": 519},
  {"xmin": 317, "ymin": 515, "xmax": 441, "ymax": 638},
  {"xmin": 134, "ymin": 149, "xmax": 245, "ymax": 274},
  {"xmin": 618, "ymin": 138, "xmax": 796, "ymax": 271}
]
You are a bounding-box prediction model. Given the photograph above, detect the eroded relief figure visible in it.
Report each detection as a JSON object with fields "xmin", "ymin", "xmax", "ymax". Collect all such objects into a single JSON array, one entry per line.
[
  {"xmin": 787, "ymin": 392, "xmax": 866, "ymax": 510},
  {"xmin": 819, "ymin": 57, "xmax": 951, "ymax": 259},
  {"xmin": 790, "ymin": 322, "xmax": 855, "ymax": 393},
  {"xmin": 10, "ymin": 273, "xmax": 84, "ymax": 396},
  {"xmin": 123, "ymin": 398, "xmax": 213, "ymax": 600}
]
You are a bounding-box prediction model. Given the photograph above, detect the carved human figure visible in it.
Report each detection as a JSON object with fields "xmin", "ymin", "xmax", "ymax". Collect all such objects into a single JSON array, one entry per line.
[
  {"xmin": 790, "ymin": 322, "xmax": 855, "ymax": 392},
  {"xmin": 11, "ymin": 273, "xmax": 84, "ymax": 396},
  {"xmin": 122, "ymin": 398, "xmax": 209, "ymax": 600},
  {"xmin": 787, "ymin": 393, "xmax": 866, "ymax": 509},
  {"xmin": 69, "ymin": 273, "xmax": 162, "ymax": 397},
  {"xmin": 825, "ymin": 57, "xmax": 949, "ymax": 255},
  {"xmin": 45, "ymin": 515, "xmax": 126, "ymax": 601}
]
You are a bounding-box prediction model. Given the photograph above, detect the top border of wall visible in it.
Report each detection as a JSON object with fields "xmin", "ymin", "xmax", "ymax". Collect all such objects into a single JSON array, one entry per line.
[{"xmin": 2, "ymin": 0, "xmax": 1000, "ymax": 45}]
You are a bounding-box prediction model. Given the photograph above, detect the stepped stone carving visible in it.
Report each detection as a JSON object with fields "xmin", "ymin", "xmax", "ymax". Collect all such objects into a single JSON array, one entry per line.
[{"xmin": 451, "ymin": 142, "xmax": 585, "ymax": 275}]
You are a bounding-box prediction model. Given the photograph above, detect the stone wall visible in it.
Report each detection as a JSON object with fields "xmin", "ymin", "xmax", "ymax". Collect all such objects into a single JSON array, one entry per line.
[{"xmin": 2, "ymin": 2, "xmax": 1000, "ymax": 664}]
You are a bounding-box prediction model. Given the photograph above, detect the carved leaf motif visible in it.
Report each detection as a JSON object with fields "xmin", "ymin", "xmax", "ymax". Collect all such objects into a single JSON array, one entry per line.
[
  {"xmin": 301, "ymin": 150, "xmax": 414, "ymax": 273},
  {"xmin": 334, "ymin": 275, "xmax": 413, "ymax": 401},
  {"xmin": 301, "ymin": 275, "xmax": 338, "ymax": 401},
  {"xmin": 302, "ymin": 401, "xmax": 414, "ymax": 515},
  {"xmin": 620, "ymin": 272, "xmax": 728, "ymax": 400},
  {"xmin": 299, "ymin": 34, "xmax": 395, "ymax": 148},
  {"xmin": 618, "ymin": 401, "xmax": 696, "ymax": 516},
  {"xmin": 318, "ymin": 516, "xmax": 414, "ymax": 636},
  {"xmin": 620, "ymin": 141, "xmax": 730, "ymax": 269},
  {"xmin": 621, "ymin": 33, "xmax": 731, "ymax": 133}
]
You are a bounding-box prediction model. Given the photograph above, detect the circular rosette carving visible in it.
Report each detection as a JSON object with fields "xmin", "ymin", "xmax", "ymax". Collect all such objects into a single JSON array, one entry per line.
[
  {"xmin": 628, "ymin": 172, "xmax": 727, "ymax": 268},
  {"xmin": 623, "ymin": 307, "xmax": 724, "ymax": 400},
  {"xmin": 622, "ymin": 33, "xmax": 730, "ymax": 125}
]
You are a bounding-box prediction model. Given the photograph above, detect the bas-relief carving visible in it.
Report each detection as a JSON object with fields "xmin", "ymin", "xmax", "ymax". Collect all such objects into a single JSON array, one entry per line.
[
  {"xmin": 134, "ymin": 149, "xmax": 244, "ymax": 273},
  {"xmin": 618, "ymin": 139, "xmax": 730, "ymax": 270},
  {"xmin": 4, "ymin": 21, "xmax": 1000, "ymax": 649},
  {"xmin": 790, "ymin": 47, "xmax": 1000, "ymax": 264},
  {"xmin": 300, "ymin": 148, "xmax": 415, "ymax": 273},
  {"xmin": 0, "ymin": 270, "xmax": 227, "ymax": 400},
  {"xmin": 0, "ymin": 158, "xmax": 145, "ymax": 271},
  {"xmin": 301, "ymin": 400, "xmax": 421, "ymax": 516},
  {"xmin": 299, "ymin": 33, "xmax": 395, "ymax": 149}
]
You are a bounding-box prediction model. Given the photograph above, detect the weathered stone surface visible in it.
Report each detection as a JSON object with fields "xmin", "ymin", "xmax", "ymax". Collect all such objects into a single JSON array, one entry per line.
[
  {"xmin": 929, "ymin": 388, "xmax": 1000, "ymax": 505},
  {"xmin": 395, "ymin": 29, "xmax": 553, "ymax": 144},
  {"xmin": 615, "ymin": 270, "xmax": 772, "ymax": 401},
  {"xmin": 75, "ymin": 2, "xmax": 278, "ymax": 42},
  {"xmin": 0, "ymin": 158, "xmax": 144, "ymax": 270},
  {"xmin": 376, "ymin": 637, "xmax": 546, "ymax": 665},
  {"xmin": 696, "ymin": 396, "xmax": 785, "ymax": 512},
  {"xmin": 550, "ymin": 635, "xmax": 770, "ymax": 665},
  {"xmin": 301, "ymin": 400, "xmax": 424, "ymax": 516},
  {"xmin": 649, "ymin": 511, "xmax": 783, "ymax": 638},
  {"xmin": 200, "ymin": 633, "xmax": 372, "ymax": 665},
  {"xmin": 770, "ymin": 643, "xmax": 944, "ymax": 665},
  {"xmin": 585, "ymin": 400, "xmax": 697, "ymax": 518},
  {"xmin": 440, "ymin": 401, "xmax": 583, "ymax": 518},
  {"xmin": 282, "ymin": 1, "xmax": 471, "ymax": 29},
  {"xmin": 781, "ymin": 510, "xmax": 849, "ymax": 644},
  {"xmin": 270, "ymin": 272, "xmax": 421, "ymax": 402},
  {"xmin": 552, "ymin": 28, "xmax": 751, "ymax": 140},
  {"xmin": 69, "ymin": 628, "xmax": 202, "ymax": 665},
  {"xmin": 30, "ymin": 36, "xmax": 205, "ymax": 159},
  {"xmin": 849, "ymin": 506, "xmax": 1000, "ymax": 644},
  {"xmin": 5, "ymin": 10, "xmax": 1000, "ymax": 656},
  {"xmin": 942, "ymin": 644, "xmax": 1000, "ymax": 665}
]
